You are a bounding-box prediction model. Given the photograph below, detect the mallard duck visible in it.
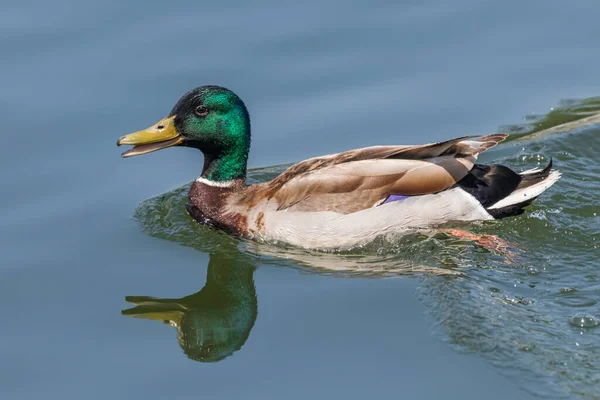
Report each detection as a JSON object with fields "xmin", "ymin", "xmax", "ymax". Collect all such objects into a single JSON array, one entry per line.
[{"xmin": 117, "ymin": 86, "xmax": 560, "ymax": 250}]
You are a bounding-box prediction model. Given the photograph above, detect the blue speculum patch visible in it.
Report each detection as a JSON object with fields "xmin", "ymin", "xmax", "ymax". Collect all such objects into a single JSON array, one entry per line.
[{"xmin": 381, "ymin": 194, "xmax": 409, "ymax": 205}]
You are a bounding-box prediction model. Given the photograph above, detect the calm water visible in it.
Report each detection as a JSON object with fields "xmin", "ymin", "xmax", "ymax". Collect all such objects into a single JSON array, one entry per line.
[{"xmin": 2, "ymin": 0, "xmax": 600, "ymax": 398}]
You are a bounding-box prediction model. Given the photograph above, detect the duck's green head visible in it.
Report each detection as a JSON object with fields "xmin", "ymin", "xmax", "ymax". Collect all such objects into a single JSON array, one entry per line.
[{"xmin": 117, "ymin": 85, "xmax": 251, "ymax": 182}]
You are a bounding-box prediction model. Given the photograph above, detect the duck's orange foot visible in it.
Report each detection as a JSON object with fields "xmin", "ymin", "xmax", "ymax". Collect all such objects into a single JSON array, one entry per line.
[{"xmin": 444, "ymin": 229, "xmax": 517, "ymax": 264}]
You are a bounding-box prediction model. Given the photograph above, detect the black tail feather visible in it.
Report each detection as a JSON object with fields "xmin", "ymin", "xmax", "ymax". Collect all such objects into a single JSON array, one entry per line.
[
  {"xmin": 486, "ymin": 197, "xmax": 537, "ymax": 219},
  {"xmin": 455, "ymin": 164, "xmax": 522, "ymax": 208},
  {"xmin": 456, "ymin": 159, "xmax": 554, "ymax": 219}
]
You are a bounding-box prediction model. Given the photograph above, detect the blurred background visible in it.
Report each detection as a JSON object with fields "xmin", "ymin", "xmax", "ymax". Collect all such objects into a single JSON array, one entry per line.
[{"xmin": 1, "ymin": 1, "xmax": 599, "ymax": 399}]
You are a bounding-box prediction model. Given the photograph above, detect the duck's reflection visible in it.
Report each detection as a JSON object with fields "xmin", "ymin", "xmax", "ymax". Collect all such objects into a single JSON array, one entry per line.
[{"xmin": 122, "ymin": 252, "xmax": 257, "ymax": 363}]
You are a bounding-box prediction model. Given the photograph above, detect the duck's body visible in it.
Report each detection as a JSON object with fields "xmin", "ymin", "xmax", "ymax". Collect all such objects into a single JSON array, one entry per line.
[
  {"xmin": 185, "ymin": 135, "xmax": 559, "ymax": 249},
  {"xmin": 118, "ymin": 86, "xmax": 560, "ymax": 250}
]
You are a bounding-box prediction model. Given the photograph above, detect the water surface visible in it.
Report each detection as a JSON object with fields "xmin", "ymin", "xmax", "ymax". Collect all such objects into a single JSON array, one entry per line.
[{"xmin": 2, "ymin": 0, "xmax": 600, "ymax": 398}]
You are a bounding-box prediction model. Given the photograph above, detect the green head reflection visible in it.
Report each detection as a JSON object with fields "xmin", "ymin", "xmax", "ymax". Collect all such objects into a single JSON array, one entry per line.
[{"xmin": 122, "ymin": 252, "xmax": 257, "ymax": 362}]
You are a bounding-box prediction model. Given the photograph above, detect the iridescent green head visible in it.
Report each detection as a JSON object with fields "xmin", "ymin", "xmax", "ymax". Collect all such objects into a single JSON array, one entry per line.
[{"xmin": 117, "ymin": 86, "xmax": 251, "ymax": 182}]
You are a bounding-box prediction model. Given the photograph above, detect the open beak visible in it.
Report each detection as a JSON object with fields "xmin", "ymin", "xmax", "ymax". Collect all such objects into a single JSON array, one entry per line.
[{"xmin": 117, "ymin": 116, "xmax": 183, "ymax": 158}]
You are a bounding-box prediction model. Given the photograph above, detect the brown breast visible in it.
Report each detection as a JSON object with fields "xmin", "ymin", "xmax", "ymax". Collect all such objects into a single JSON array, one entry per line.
[{"xmin": 187, "ymin": 180, "xmax": 250, "ymax": 236}]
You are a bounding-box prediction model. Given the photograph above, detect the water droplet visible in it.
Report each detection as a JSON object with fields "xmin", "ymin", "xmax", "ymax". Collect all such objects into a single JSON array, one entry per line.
[{"xmin": 568, "ymin": 315, "xmax": 599, "ymax": 329}]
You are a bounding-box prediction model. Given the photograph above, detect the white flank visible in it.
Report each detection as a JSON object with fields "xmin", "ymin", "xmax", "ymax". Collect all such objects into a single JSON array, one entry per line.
[
  {"xmin": 487, "ymin": 170, "xmax": 561, "ymax": 210},
  {"xmin": 195, "ymin": 177, "xmax": 235, "ymax": 187},
  {"xmin": 252, "ymin": 188, "xmax": 492, "ymax": 250}
]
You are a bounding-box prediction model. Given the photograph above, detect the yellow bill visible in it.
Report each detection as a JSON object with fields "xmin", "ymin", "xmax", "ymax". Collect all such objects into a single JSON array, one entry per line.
[{"xmin": 117, "ymin": 115, "xmax": 183, "ymax": 158}]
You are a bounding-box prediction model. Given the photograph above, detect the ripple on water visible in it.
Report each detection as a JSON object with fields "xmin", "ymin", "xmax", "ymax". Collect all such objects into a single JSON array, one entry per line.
[{"xmin": 556, "ymin": 288, "xmax": 598, "ymax": 308}]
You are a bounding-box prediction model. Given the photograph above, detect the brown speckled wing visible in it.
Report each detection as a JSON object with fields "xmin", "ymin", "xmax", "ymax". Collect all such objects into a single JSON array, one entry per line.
[{"xmin": 243, "ymin": 134, "xmax": 507, "ymax": 214}]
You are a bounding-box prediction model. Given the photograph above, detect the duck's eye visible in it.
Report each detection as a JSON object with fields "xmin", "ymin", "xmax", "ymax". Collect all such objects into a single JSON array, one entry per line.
[{"xmin": 194, "ymin": 105, "xmax": 209, "ymax": 117}]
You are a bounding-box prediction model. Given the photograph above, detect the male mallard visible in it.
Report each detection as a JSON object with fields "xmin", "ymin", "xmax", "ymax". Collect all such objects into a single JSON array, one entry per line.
[{"xmin": 117, "ymin": 86, "xmax": 560, "ymax": 250}]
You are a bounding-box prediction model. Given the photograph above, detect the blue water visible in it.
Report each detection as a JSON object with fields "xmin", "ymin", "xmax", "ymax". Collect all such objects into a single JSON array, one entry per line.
[{"xmin": 2, "ymin": 1, "xmax": 600, "ymax": 398}]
